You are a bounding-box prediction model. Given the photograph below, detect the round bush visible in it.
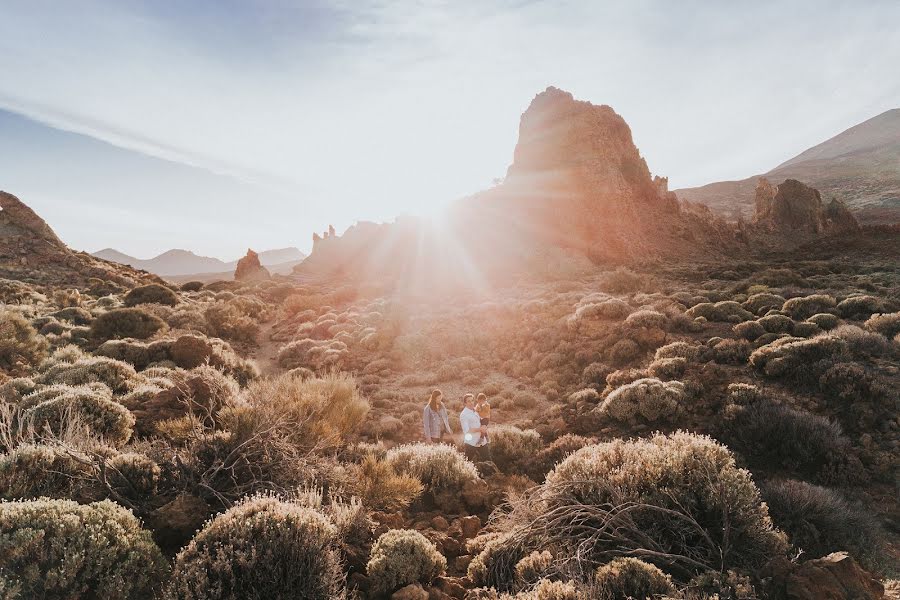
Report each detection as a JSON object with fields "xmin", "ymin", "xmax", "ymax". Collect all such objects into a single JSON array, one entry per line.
[
  {"xmin": 0, "ymin": 309, "xmax": 48, "ymax": 373},
  {"xmin": 594, "ymin": 558, "xmax": 674, "ymax": 600},
  {"xmin": 386, "ymin": 443, "xmax": 479, "ymax": 492},
  {"xmin": 366, "ymin": 529, "xmax": 446, "ymax": 595},
  {"xmin": 836, "ymin": 295, "xmax": 884, "ymax": 319},
  {"xmin": 107, "ymin": 452, "xmax": 160, "ymax": 499},
  {"xmin": 490, "ymin": 425, "xmax": 544, "ymax": 475},
  {"xmin": 543, "ymin": 433, "xmax": 786, "ymax": 575},
  {"xmin": 761, "ymin": 479, "xmax": 887, "ymax": 572},
  {"xmin": 37, "ymin": 356, "xmax": 137, "ymax": 394},
  {"xmin": 782, "ymin": 294, "xmax": 836, "ymax": 320},
  {"xmin": 530, "ymin": 434, "xmax": 596, "ymax": 481},
  {"xmin": 124, "ymin": 283, "xmax": 179, "ymax": 307},
  {"xmin": 91, "ymin": 308, "xmax": 167, "ymax": 341},
  {"xmin": 23, "ymin": 385, "xmax": 135, "ymax": 447},
  {"xmin": 170, "ymin": 496, "xmax": 344, "ymax": 600},
  {"xmin": 0, "ymin": 444, "xmax": 95, "ymax": 501},
  {"xmin": 807, "ymin": 313, "xmax": 840, "ymax": 331},
  {"xmin": 597, "ymin": 378, "xmax": 684, "ymax": 424},
  {"xmin": 865, "ymin": 312, "xmax": 900, "ymax": 338},
  {"xmin": 0, "ymin": 498, "xmax": 168, "ymax": 600},
  {"xmin": 723, "ymin": 399, "xmax": 860, "ymax": 485},
  {"xmin": 743, "ymin": 293, "xmax": 785, "ymax": 315}
]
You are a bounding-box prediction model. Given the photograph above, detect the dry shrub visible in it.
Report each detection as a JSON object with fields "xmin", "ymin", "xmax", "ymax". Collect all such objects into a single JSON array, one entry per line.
[
  {"xmin": 594, "ymin": 558, "xmax": 674, "ymax": 600},
  {"xmin": 807, "ymin": 312, "xmax": 840, "ymax": 330},
  {"xmin": 180, "ymin": 281, "xmax": 204, "ymax": 292},
  {"xmin": 239, "ymin": 371, "xmax": 368, "ymax": 453},
  {"xmin": 742, "ymin": 293, "xmax": 785, "ymax": 315},
  {"xmin": 90, "ymin": 308, "xmax": 167, "ymax": 341},
  {"xmin": 597, "ymin": 378, "xmax": 684, "ymax": 424},
  {"xmin": 749, "ymin": 335, "xmax": 849, "ymax": 381},
  {"xmin": 756, "ymin": 314, "xmax": 793, "ymax": 334},
  {"xmin": 124, "ymin": 283, "xmax": 179, "ymax": 307},
  {"xmin": 37, "ymin": 356, "xmax": 137, "ymax": 394},
  {"xmin": 572, "ymin": 298, "xmax": 632, "ymax": 324},
  {"xmin": 600, "ymin": 268, "xmax": 646, "ymax": 294},
  {"xmin": 124, "ymin": 365, "xmax": 239, "ymax": 436},
  {"xmin": 0, "ymin": 443, "xmax": 95, "ymax": 501},
  {"xmin": 51, "ymin": 306, "xmax": 92, "ymax": 325},
  {"xmin": 170, "ymin": 496, "xmax": 345, "ymax": 600},
  {"xmin": 349, "ymin": 454, "xmax": 423, "ymax": 511},
  {"xmin": 0, "ymin": 309, "xmax": 48, "ymax": 374},
  {"xmin": 530, "ymin": 435, "xmax": 595, "ymax": 482},
  {"xmin": 710, "ymin": 339, "xmax": 752, "ymax": 364},
  {"xmin": 782, "ymin": 294, "xmax": 836, "ymax": 319},
  {"xmin": 654, "ymin": 341, "xmax": 701, "ymax": 362},
  {"xmin": 831, "ymin": 324, "xmax": 891, "ymax": 358},
  {"xmin": 490, "ymin": 425, "xmax": 544, "ymax": 475},
  {"xmin": 386, "ymin": 443, "xmax": 479, "ymax": 492},
  {"xmin": 21, "ymin": 385, "xmax": 135, "ymax": 447},
  {"xmin": 647, "ymin": 357, "xmax": 687, "ymax": 380},
  {"xmin": 723, "ymin": 399, "xmax": 861, "ymax": 485},
  {"xmin": 471, "ymin": 433, "xmax": 786, "ymax": 591},
  {"xmin": 686, "ymin": 301, "xmax": 753, "ymax": 323},
  {"xmin": 624, "ymin": 309, "xmax": 668, "ymax": 329},
  {"xmin": 607, "ymin": 338, "xmax": 641, "ymax": 366},
  {"xmin": 514, "ymin": 550, "xmax": 554, "ymax": 588},
  {"xmin": 106, "ymin": 451, "xmax": 161, "ymax": 500},
  {"xmin": 0, "ymin": 498, "xmax": 168, "ymax": 599},
  {"xmin": 366, "ymin": 528, "xmax": 446, "ymax": 595},
  {"xmin": 865, "ymin": 312, "xmax": 900, "ymax": 338},
  {"xmin": 733, "ymin": 320, "xmax": 765, "ymax": 341},
  {"xmin": 836, "ymin": 295, "xmax": 885, "ymax": 319},
  {"xmin": 761, "ymin": 479, "xmax": 888, "ymax": 573},
  {"xmin": 204, "ymin": 302, "xmax": 259, "ymax": 344}
]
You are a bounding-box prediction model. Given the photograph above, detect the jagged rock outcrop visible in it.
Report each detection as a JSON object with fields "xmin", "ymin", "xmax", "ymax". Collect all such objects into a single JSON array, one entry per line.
[
  {"xmin": 0, "ymin": 191, "xmax": 161, "ymax": 290},
  {"xmin": 233, "ymin": 249, "xmax": 270, "ymax": 281},
  {"xmin": 295, "ymin": 87, "xmax": 737, "ymax": 288},
  {"xmin": 753, "ymin": 178, "xmax": 860, "ymax": 235}
]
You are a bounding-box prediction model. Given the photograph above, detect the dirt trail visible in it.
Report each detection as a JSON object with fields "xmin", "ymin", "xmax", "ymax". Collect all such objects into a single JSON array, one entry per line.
[{"xmin": 250, "ymin": 320, "xmax": 283, "ymax": 376}]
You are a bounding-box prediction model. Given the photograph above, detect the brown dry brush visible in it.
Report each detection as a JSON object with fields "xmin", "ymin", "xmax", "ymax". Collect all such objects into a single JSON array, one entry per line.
[{"xmin": 478, "ymin": 476, "xmax": 756, "ymax": 589}]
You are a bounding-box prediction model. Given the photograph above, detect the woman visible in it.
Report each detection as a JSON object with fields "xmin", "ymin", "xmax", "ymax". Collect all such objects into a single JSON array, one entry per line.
[{"xmin": 423, "ymin": 389, "xmax": 452, "ymax": 443}]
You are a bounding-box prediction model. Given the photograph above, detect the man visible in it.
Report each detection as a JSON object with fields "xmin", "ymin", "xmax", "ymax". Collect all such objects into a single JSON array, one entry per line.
[{"xmin": 459, "ymin": 393, "xmax": 488, "ymax": 462}]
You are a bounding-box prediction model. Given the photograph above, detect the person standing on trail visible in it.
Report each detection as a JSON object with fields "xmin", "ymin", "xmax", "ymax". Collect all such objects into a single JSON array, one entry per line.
[
  {"xmin": 475, "ymin": 393, "xmax": 491, "ymax": 445},
  {"xmin": 460, "ymin": 393, "xmax": 487, "ymax": 461},
  {"xmin": 423, "ymin": 389, "xmax": 451, "ymax": 443}
]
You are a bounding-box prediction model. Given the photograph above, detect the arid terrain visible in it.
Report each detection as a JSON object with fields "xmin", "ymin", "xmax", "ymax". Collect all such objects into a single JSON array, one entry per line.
[{"xmin": 1, "ymin": 88, "xmax": 898, "ymax": 600}]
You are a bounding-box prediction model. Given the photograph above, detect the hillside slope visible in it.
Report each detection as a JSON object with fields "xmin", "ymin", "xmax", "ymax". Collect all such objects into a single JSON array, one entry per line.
[{"xmin": 676, "ymin": 109, "xmax": 900, "ymax": 224}]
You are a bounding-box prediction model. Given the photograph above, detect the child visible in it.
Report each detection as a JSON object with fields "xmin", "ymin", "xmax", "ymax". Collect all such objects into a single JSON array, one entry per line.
[{"xmin": 475, "ymin": 392, "xmax": 491, "ymax": 444}]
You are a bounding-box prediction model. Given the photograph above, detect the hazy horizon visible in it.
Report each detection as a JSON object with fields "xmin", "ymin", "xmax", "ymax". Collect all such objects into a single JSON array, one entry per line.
[{"xmin": 2, "ymin": 0, "xmax": 899, "ymax": 259}]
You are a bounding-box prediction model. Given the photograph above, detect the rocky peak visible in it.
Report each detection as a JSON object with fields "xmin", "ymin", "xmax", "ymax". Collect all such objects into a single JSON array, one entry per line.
[
  {"xmin": 234, "ymin": 249, "xmax": 270, "ymax": 281},
  {"xmin": 0, "ymin": 191, "xmax": 161, "ymax": 290},
  {"xmin": 753, "ymin": 178, "xmax": 859, "ymax": 235},
  {"xmin": 0, "ymin": 191, "xmax": 66, "ymax": 247}
]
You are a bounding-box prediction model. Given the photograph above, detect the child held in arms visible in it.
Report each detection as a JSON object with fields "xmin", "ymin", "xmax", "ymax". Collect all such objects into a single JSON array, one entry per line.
[{"xmin": 475, "ymin": 392, "xmax": 491, "ymax": 444}]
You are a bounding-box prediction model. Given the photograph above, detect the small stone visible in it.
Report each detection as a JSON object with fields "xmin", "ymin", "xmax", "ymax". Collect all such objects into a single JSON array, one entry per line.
[{"xmin": 392, "ymin": 583, "xmax": 430, "ymax": 600}]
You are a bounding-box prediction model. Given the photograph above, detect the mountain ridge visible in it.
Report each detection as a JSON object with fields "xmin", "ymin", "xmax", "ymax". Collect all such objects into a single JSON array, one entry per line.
[
  {"xmin": 92, "ymin": 247, "xmax": 306, "ymax": 277},
  {"xmin": 676, "ymin": 108, "xmax": 900, "ymax": 224}
]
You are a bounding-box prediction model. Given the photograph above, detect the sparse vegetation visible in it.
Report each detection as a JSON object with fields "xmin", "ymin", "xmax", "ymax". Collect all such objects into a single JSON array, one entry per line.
[{"xmin": 367, "ymin": 528, "xmax": 446, "ymax": 595}]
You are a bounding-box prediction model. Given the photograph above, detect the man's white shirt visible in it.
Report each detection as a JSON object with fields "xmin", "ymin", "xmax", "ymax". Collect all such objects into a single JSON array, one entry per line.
[{"xmin": 459, "ymin": 407, "xmax": 481, "ymax": 447}]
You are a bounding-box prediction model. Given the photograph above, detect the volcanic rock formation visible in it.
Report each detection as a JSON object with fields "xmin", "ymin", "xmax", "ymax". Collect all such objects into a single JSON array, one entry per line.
[
  {"xmin": 752, "ymin": 178, "xmax": 859, "ymax": 235},
  {"xmin": 296, "ymin": 87, "xmax": 736, "ymax": 287},
  {"xmin": 234, "ymin": 249, "xmax": 271, "ymax": 281},
  {"xmin": 0, "ymin": 191, "xmax": 161, "ymax": 290}
]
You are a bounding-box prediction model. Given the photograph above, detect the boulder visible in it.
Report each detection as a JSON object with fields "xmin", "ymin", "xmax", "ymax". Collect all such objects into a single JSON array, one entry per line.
[{"xmin": 765, "ymin": 552, "xmax": 884, "ymax": 600}]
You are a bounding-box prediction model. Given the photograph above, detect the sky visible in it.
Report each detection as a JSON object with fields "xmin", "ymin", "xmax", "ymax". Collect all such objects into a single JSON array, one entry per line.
[{"xmin": 1, "ymin": 0, "xmax": 898, "ymax": 259}]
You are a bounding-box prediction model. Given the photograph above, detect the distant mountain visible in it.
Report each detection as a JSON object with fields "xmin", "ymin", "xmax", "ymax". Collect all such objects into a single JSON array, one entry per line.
[
  {"xmin": 92, "ymin": 247, "xmax": 305, "ymax": 277},
  {"xmin": 676, "ymin": 109, "xmax": 900, "ymax": 224}
]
